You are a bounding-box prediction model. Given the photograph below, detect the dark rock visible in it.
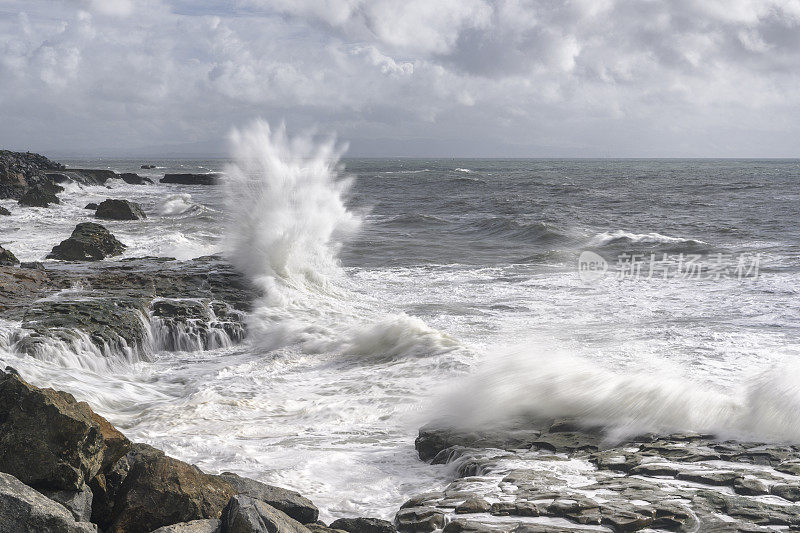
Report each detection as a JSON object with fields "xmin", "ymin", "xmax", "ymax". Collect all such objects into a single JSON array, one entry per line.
[
  {"xmin": 772, "ymin": 483, "xmax": 800, "ymax": 501},
  {"xmin": 47, "ymin": 172, "xmax": 72, "ymax": 183},
  {"xmin": 85, "ymin": 203, "xmax": 99, "ymax": 210},
  {"xmin": 218, "ymin": 472, "xmax": 319, "ymax": 524},
  {"xmin": 149, "ymin": 519, "xmax": 221, "ymax": 533},
  {"xmin": 629, "ymin": 463, "xmax": 679, "ymax": 477},
  {"xmin": 119, "ymin": 173, "xmax": 153, "ymax": 185},
  {"xmin": 0, "ymin": 150, "xmax": 64, "ymax": 200},
  {"xmin": 141, "ymin": 164, "xmax": 156, "ymax": 169},
  {"xmin": 415, "ymin": 422, "xmax": 543, "ymax": 461},
  {"xmin": 65, "ymin": 169, "xmax": 117, "ymax": 186},
  {"xmin": 530, "ymin": 432, "xmax": 601, "ymax": 454},
  {"xmin": 39, "ymin": 484, "xmax": 94, "ymax": 522},
  {"xmin": 0, "ymin": 265, "xmax": 49, "ymax": 319},
  {"xmin": 394, "ymin": 507, "xmax": 445, "ymax": 532},
  {"xmin": 0, "ymin": 205, "xmax": 10, "ymax": 215},
  {"xmin": 221, "ymin": 495, "xmax": 309, "ymax": 533},
  {"xmin": 675, "ymin": 470, "xmax": 739, "ymax": 486},
  {"xmin": 95, "ymin": 199, "xmax": 147, "ymax": 220},
  {"xmin": 329, "ymin": 518, "xmax": 397, "ymax": 533},
  {"xmin": 106, "ymin": 450, "xmax": 235, "ymax": 533},
  {"xmin": 0, "ymin": 245, "xmax": 19, "ymax": 265},
  {"xmin": 454, "ymin": 498, "xmax": 491, "ymax": 514},
  {"xmin": 47, "ymin": 222, "xmax": 126, "ymax": 261},
  {"xmin": 19, "ymin": 184, "xmax": 60, "ymax": 207},
  {"xmin": 734, "ymin": 477, "xmax": 770, "ymax": 496},
  {"xmin": 0, "ymin": 472, "xmax": 97, "ymax": 532},
  {"xmin": 161, "ymin": 173, "xmax": 221, "ymax": 185},
  {"xmin": 0, "ymin": 369, "xmax": 130, "ymax": 491}
]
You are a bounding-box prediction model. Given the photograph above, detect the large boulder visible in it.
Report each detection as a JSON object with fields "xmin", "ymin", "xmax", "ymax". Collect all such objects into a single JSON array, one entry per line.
[
  {"xmin": 218, "ymin": 472, "xmax": 319, "ymax": 524},
  {"xmin": 0, "ymin": 472, "xmax": 97, "ymax": 533},
  {"xmin": 95, "ymin": 199, "xmax": 147, "ymax": 220},
  {"xmin": 19, "ymin": 184, "xmax": 60, "ymax": 207},
  {"xmin": 0, "ymin": 245, "xmax": 19, "ymax": 266},
  {"xmin": 0, "ymin": 369, "xmax": 131, "ymax": 491},
  {"xmin": 39, "ymin": 484, "xmax": 94, "ymax": 522},
  {"xmin": 161, "ymin": 173, "xmax": 220, "ymax": 185},
  {"xmin": 119, "ymin": 173, "xmax": 153, "ymax": 185},
  {"xmin": 105, "ymin": 447, "xmax": 235, "ymax": 533},
  {"xmin": 47, "ymin": 222, "xmax": 126, "ymax": 261},
  {"xmin": 221, "ymin": 495, "xmax": 310, "ymax": 533},
  {"xmin": 0, "ymin": 150, "xmax": 64, "ymax": 200}
]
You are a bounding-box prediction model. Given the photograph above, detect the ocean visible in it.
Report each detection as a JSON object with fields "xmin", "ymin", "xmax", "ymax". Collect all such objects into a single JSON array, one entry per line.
[{"xmin": 2, "ymin": 125, "xmax": 799, "ymax": 521}]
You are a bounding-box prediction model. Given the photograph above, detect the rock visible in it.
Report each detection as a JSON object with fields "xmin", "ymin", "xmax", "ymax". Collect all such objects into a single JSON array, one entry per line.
[
  {"xmin": 221, "ymin": 495, "xmax": 310, "ymax": 533},
  {"xmin": 95, "ymin": 199, "xmax": 147, "ymax": 220},
  {"xmin": 39, "ymin": 484, "xmax": 94, "ymax": 522},
  {"xmin": 771, "ymin": 483, "xmax": 800, "ymax": 501},
  {"xmin": 218, "ymin": 472, "xmax": 319, "ymax": 524},
  {"xmin": 328, "ymin": 518, "xmax": 397, "ymax": 533},
  {"xmin": 454, "ymin": 498, "xmax": 491, "ymax": 514},
  {"xmin": 161, "ymin": 173, "xmax": 221, "ymax": 185},
  {"xmin": 65, "ymin": 169, "xmax": 117, "ymax": 186},
  {"xmin": 629, "ymin": 463, "xmax": 679, "ymax": 477},
  {"xmin": 0, "ymin": 472, "xmax": 97, "ymax": 532},
  {"xmin": 119, "ymin": 173, "xmax": 153, "ymax": 185},
  {"xmin": 0, "ymin": 205, "xmax": 9, "ymax": 215},
  {"xmin": 1, "ymin": 150, "xmax": 64, "ymax": 200},
  {"xmin": 141, "ymin": 164, "xmax": 156, "ymax": 169},
  {"xmin": 85, "ymin": 203, "xmax": 99, "ymax": 210},
  {"xmin": 733, "ymin": 477, "xmax": 770, "ymax": 496},
  {"xmin": 530, "ymin": 432, "xmax": 601, "ymax": 454},
  {"xmin": 18, "ymin": 184, "xmax": 60, "ymax": 207},
  {"xmin": 415, "ymin": 422, "xmax": 543, "ymax": 461},
  {"xmin": 106, "ymin": 450, "xmax": 235, "ymax": 533},
  {"xmin": 47, "ymin": 222, "xmax": 126, "ymax": 261},
  {"xmin": 675, "ymin": 470, "xmax": 739, "ymax": 486},
  {"xmin": 0, "ymin": 369, "xmax": 130, "ymax": 491},
  {"xmin": 148, "ymin": 519, "xmax": 221, "ymax": 533},
  {"xmin": 394, "ymin": 507, "xmax": 445, "ymax": 532},
  {"xmin": 0, "ymin": 245, "xmax": 19, "ymax": 266}
]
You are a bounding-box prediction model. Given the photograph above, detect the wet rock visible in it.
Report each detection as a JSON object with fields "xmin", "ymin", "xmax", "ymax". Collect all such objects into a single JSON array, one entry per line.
[
  {"xmin": 599, "ymin": 502, "xmax": 655, "ymax": 532},
  {"xmin": 776, "ymin": 461, "xmax": 800, "ymax": 476},
  {"xmin": 415, "ymin": 423, "xmax": 543, "ymax": 461},
  {"xmin": 19, "ymin": 184, "xmax": 60, "ymax": 207},
  {"xmin": 65, "ymin": 169, "xmax": 117, "ymax": 185},
  {"xmin": 0, "ymin": 369, "xmax": 130, "ymax": 491},
  {"xmin": 0, "ymin": 472, "xmax": 97, "ymax": 532},
  {"xmin": 733, "ymin": 476, "xmax": 770, "ymax": 496},
  {"xmin": 454, "ymin": 498, "xmax": 491, "ymax": 514},
  {"xmin": 119, "ymin": 172, "xmax": 153, "ymax": 185},
  {"xmin": 141, "ymin": 164, "xmax": 156, "ymax": 169},
  {"xmin": 161, "ymin": 173, "xmax": 221, "ymax": 185},
  {"xmin": 149, "ymin": 519, "xmax": 221, "ymax": 533},
  {"xmin": 95, "ymin": 198, "xmax": 147, "ymax": 220},
  {"xmin": 106, "ymin": 449, "xmax": 235, "ymax": 533},
  {"xmin": 394, "ymin": 506, "xmax": 445, "ymax": 532},
  {"xmin": 489, "ymin": 501, "xmax": 539, "ymax": 517},
  {"xmin": 771, "ymin": 483, "xmax": 800, "ymax": 501},
  {"xmin": 675, "ymin": 470, "xmax": 739, "ymax": 486},
  {"xmin": 40, "ymin": 484, "xmax": 94, "ymax": 522},
  {"xmin": 0, "ymin": 265, "xmax": 49, "ymax": 319},
  {"xmin": 0, "ymin": 205, "xmax": 9, "ymax": 215},
  {"xmin": 530, "ymin": 432, "xmax": 601, "ymax": 454},
  {"xmin": 151, "ymin": 298, "xmax": 245, "ymax": 351},
  {"xmin": 1, "ymin": 150, "xmax": 64, "ymax": 200},
  {"xmin": 629, "ymin": 463, "xmax": 679, "ymax": 477},
  {"xmin": 221, "ymin": 495, "xmax": 309, "ymax": 533},
  {"xmin": 89, "ymin": 448, "xmax": 132, "ymax": 530},
  {"xmin": 0, "ymin": 244, "xmax": 19, "ymax": 265},
  {"xmin": 85, "ymin": 203, "xmax": 99, "ymax": 210},
  {"xmin": 329, "ymin": 517, "xmax": 397, "ymax": 533},
  {"xmin": 218, "ymin": 472, "xmax": 319, "ymax": 524},
  {"xmin": 47, "ymin": 222, "xmax": 126, "ymax": 261}
]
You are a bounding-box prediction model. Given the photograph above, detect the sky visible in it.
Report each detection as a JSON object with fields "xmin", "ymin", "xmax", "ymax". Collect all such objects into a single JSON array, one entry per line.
[{"xmin": 0, "ymin": 0, "xmax": 799, "ymax": 157}]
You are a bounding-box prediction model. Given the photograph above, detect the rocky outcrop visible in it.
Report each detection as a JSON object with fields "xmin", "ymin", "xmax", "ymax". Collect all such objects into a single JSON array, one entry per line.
[
  {"xmin": 47, "ymin": 222, "xmax": 126, "ymax": 261},
  {"xmin": 120, "ymin": 173, "xmax": 154, "ymax": 185},
  {"xmin": 95, "ymin": 199, "xmax": 147, "ymax": 220},
  {"xmin": 19, "ymin": 184, "xmax": 60, "ymax": 207},
  {"xmin": 218, "ymin": 472, "xmax": 319, "ymax": 524},
  {"xmin": 161, "ymin": 173, "xmax": 221, "ymax": 185},
  {"xmin": 0, "ymin": 150, "xmax": 64, "ymax": 200},
  {"xmin": 150, "ymin": 299, "xmax": 246, "ymax": 351},
  {"xmin": 0, "ymin": 205, "xmax": 10, "ymax": 215},
  {"xmin": 62, "ymin": 169, "xmax": 117, "ymax": 186},
  {"xmin": 221, "ymin": 495, "xmax": 310, "ymax": 533},
  {"xmin": 0, "ymin": 245, "xmax": 19, "ymax": 265},
  {"xmin": 105, "ymin": 447, "xmax": 235, "ymax": 533},
  {"xmin": 0, "ymin": 472, "xmax": 97, "ymax": 533},
  {"xmin": 0, "ymin": 369, "xmax": 131, "ymax": 491}
]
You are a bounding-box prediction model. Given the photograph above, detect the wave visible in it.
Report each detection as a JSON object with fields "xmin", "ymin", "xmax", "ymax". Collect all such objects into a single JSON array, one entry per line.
[
  {"xmin": 158, "ymin": 193, "xmax": 207, "ymax": 217},
  {"xmin": 589, "ymin": 230, "xmax": 709, "ymax": 251},
  {"xmin": 440, "ymin": 343, "xmax": 800, "ymax": 444},
  {"xmin": 222, "ymin": 120, "xmax": 457, "ymax": 362},
  {"xmin": 460, "ymin": 217, "xmax": 571, "ymax": 243},
  {"xmin": 379, "ymin": 213, "xmax": 449, "ymax": 227}
]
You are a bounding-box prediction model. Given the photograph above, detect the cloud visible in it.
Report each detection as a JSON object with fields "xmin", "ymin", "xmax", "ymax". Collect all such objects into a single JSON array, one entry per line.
[{"xmin": 0, "ymin": 0, "xmax": 799, "ymax": 156}]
